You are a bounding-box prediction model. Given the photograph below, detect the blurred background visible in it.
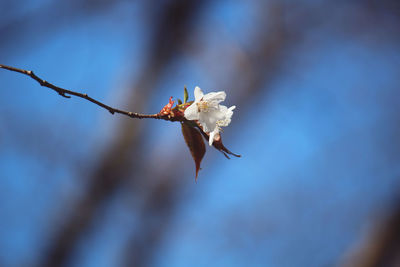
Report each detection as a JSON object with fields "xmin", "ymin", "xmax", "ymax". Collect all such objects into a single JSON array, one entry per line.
[{"xmin": 1, "ymin": 0, "xmax": 400, "ymax": 266}]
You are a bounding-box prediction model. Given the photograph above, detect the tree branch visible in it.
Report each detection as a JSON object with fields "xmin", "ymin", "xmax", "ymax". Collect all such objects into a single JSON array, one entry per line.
[{"xmin": 0, "ymin": 64, "xmax": 162, "ymax": 120}]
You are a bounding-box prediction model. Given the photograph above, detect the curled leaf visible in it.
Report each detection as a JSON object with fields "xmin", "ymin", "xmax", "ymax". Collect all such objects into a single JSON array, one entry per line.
[
  {"xmin": 212, "ymin": 137, "xmax": 241, "ymax": 159},
  {"xmin": 197, "ymin": 127, "xmax": 240, "ymax": 159},
  {"xmin": 181, "ymin": 122, "xmax": 206, "ymax": 181}
]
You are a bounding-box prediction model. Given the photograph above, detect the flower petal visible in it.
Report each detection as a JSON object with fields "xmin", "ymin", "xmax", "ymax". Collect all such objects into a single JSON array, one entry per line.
[
  {"xmin": 203, "ymin": 91, "xmax": 226, "ymax": 104},
  {"xmin": 194, "ymin": 86, "xmax": 204, "ymax": 102},
  {"xmin": 184, "ymin": 103, "xmax": 200, "ymax": 120},
  {"xmin": 198, "ymin": 112, "xmax": 218, "ymax": 132},
  {"xmin": 209, "ymin": 130, "xmax": 217, "ymax": 146},
  {"xmin": 216, "ymin": 105, "xmax": 235, "ymax": 126}
]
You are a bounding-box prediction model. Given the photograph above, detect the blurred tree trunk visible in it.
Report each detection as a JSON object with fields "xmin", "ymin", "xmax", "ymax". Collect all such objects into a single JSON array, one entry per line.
[{"xmin": 39, "ymin": 1, "xmax": 207, "ymax": 267}]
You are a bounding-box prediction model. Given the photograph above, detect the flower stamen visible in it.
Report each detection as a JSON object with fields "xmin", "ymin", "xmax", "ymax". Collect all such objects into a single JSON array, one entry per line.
[{"xmin": 196, "ymin": 101, "xmax": 209, "ymax": 112}]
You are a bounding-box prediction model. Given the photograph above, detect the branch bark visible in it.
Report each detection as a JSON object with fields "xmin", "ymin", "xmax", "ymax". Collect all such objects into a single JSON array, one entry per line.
[{"xmin": 0, "ymin": 64, "xmax": 162, "ymax": 120}]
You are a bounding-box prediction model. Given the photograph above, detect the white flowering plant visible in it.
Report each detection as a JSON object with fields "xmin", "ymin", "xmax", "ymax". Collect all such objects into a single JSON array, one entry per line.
[
  {"xmin": 161, "ymin": 86, "xmax": 240, "ymax": 180},
  {"xmin": 184, "ymin": 86, "xmax": 236, "ymax": 146},
  {"xmin": 0, "ymin": 64, "xmax": 240, "ymax": 181}
]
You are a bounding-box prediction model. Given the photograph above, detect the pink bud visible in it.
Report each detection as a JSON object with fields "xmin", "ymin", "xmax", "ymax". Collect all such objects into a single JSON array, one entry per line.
[{"xmin": 159, "ymin": 96, "xmax": 175, "ymax": 116}]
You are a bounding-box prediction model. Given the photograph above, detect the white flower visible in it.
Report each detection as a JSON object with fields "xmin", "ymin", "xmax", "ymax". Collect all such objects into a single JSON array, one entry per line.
[{"xmin": 184, "ymin": 86, "xmax": 236, "ymax": 146}]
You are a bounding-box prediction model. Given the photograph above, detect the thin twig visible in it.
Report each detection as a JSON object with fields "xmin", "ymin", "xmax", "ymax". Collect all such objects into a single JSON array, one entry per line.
[{"xmin": 0, "ymin": 64, "xmax": 164, "ymax": 120}]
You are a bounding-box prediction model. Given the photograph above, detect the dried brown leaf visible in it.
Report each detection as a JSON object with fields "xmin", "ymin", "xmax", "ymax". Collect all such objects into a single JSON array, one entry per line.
[
  {"xmin": 181, "ymin": 122, "xmax": 206, "ymax": 181},
  {"xmin": 197, "ymin": 128, "xmax": 241, "ymax": 159},
  {"xmin": 212, "ymin": 137, "xmax": 241, "ymax": 159}
]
